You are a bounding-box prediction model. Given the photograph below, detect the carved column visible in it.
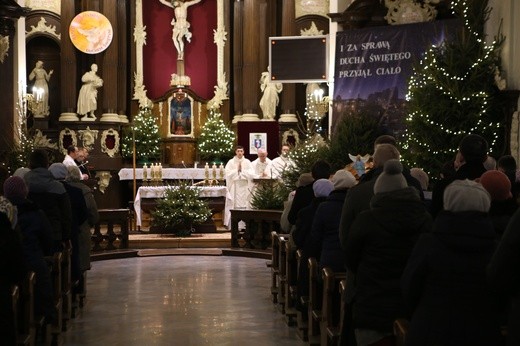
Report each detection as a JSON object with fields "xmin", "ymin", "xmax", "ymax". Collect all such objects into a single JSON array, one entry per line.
[
  {"xmin": 232, "ymin": 0, "xmax": 244, "ymax": 121},
  {"xmin": 0, "ymin": 2, "xmax": 28, "ymax": 157},
  {"xmin": 279, "ymin": 0, "xmax": 298, "ymax": 123},
  {"xmin": 59, "ymin": 0, "xmax": 79, "ymax": 121},
  {"xmin": 240, "ymin": 0, "xmax": 260, "ymax": 120},
  {"xmin": 0, "ymin": 17, "xmax": 16, "ymax": 156},
  {"xmin": 116, "ymin": 0, "xmax": 128, "ymax": 122},
  {"xmin": 99, "ymin": 0, "xmax": 119, "ymax": 122}
]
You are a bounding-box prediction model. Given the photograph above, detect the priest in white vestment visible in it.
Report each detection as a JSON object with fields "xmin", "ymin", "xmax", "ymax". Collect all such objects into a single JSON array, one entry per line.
[
  {"xmin": 224, "ymin": 146, "xmax": 255, "ymax": 227},
  {"xmin": 251, "ymin": 148, "xmax": 273, "ymax": 178},
  {"xmin": 271, "ymin": 144, "xmax": 293, "ymax": 179}
]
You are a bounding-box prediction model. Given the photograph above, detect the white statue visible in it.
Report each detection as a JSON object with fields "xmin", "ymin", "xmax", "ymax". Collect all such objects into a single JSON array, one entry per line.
[
  {"xmin": 259, "ymin": 70, "xmax": 283, "ymax": 120},
  {"xmin": 77, "ymin": 63, "xmax": 103, "ymax": 120},
  {"xmin": 28, "ymin": 60, "xmax": 53, "ymax": 117},
  {"xmin": 159, "ymin": 0, "xmax": 202, "ymax": 60}
]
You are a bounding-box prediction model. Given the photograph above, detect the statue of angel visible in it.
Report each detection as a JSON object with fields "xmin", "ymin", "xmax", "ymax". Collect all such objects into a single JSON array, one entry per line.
[{"xmin": 348, "ymin": 153, "xmax": 371, "ymax": 178}]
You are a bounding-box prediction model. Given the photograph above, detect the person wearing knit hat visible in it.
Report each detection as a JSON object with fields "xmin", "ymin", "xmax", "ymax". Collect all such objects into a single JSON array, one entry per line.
[
  {"xmin": 313, "ymin": 178, "xmax": 334, "ymax": 198},
  {"xmin": 345, "ymin": 158, "xmax": 431, "ymax": 345},
  {"xmin": 402, "ymin": 178, "xmax": 499, "ymax": 345},
  {"xmin": 305, "ymin": 170, "xmax": 356, "ymax": 284},
  {"xmin": 373, "ymin": 159, "xmax": 408, "ymax": 194},
  {"xmin": 479, "ymin": 170, "xmax": 518, "ymax": 236},
  {"xmin": 292, "ymin": 177, "xmax": 334, "ymax": 310},
  {"xmin": 13, "ymin": 167, "xmax": 30, "ymax": 179},
  {"xmin": 443, "ymin": 179, "xmax": 491, "ymax": 213},
  {"xmin": 48, "ymin": 162, "xmax": 69, "ymax": 180},
  {"xmin": 332, "ymin": 170, "xmax": 357, "ymax": 190},
  {"xmin": 479, "ymin": 170, "xmax": 512, "ymax": 201},
  {"xmin": 3, "ymin": 176, "xmax": 28, "ymax": 205}
]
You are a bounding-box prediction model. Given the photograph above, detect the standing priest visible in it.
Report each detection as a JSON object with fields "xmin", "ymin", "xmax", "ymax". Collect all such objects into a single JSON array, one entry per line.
[{"xmin": 224, "ymin": 145, "xmax": 255, "ymax": 227}]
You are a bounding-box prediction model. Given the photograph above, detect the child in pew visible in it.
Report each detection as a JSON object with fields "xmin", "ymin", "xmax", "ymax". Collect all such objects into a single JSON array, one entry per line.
[
  {"xmin": 3, "ymin": 176, "xmax": 55, "ymax": 325},
  {"xmin": 402, "ymin": 179, "xmax": 502, "ymax": 346}
]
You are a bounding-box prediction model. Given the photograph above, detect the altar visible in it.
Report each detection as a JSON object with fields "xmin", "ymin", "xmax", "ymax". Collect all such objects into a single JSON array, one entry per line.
[
  {"xmin": 118, "ymin": 168, "xmax": 208, "ymax": 181},
  {"xmin": 134, "ymin": 186, "xmax": 228, "ymax": 230}
]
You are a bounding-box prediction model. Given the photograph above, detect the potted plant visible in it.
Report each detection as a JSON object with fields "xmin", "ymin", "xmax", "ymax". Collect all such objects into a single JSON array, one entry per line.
[{"xmin": 151, "ymin": 180, "xmax": 212, "ymax": 236}]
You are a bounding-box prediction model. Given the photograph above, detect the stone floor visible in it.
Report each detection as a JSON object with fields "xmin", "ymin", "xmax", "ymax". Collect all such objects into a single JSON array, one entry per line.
[{"xmin": 61, "ymin": 256, "xmax": 304, "ymax": 345}]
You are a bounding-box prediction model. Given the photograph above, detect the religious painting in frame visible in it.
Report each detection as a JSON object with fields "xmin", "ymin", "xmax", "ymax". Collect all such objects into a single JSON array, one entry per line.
[
  {"xmin": 249, "ymin": 132, "xmax": 267, "ymax": 155},
  {"xmin": 167, "ymin": 90, "xmax": 194, "ymax": 138}
]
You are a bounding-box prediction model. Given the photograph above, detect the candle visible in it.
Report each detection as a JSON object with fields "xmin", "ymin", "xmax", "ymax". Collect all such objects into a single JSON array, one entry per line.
[{"xmin": 143, "ymin": 163, "xmax": 148, "ymax": 181}]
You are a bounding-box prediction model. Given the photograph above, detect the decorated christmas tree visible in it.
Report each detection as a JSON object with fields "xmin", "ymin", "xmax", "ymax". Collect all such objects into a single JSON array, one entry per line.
[
  {"xmin": 197, "ymin": 109, "xmax": 235, "ymax": 163},
  {"xmin": 402, "ymin": 0, "xmax": 505, "ymax": 180},
  {"xmin": 121, "ymin": 107, "xmax": 161, "ymax": 162},
  {"xmin": 152, "ymin": 181, "xmax": 212, "ymax": 236}
]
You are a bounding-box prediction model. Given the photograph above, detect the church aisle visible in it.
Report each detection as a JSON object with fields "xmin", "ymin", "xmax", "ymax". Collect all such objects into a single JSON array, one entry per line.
[{"xmin": 62, "ymin": 256, "xmax": 303, "ymax": 345}]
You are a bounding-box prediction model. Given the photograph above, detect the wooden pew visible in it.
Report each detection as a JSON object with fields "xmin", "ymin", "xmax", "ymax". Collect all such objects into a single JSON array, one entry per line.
[
  {"xmin": 284, "ymin": 239, "xmax": 297, "ymax": 326},
  {"xmin": 47, "ymin": 252, "xmax": 63, "ymax": 345},
  {"xmin": 295, "ymin": 249, "xmax": 309, "ymax": 341},
  {"xmin": 269, "ymin": 231, "xmax": 280, "ymax": 304},
  {"xmin": 12, "ymin": 284, "xmax": 31, "ymax": 346},
  {"xmin": 61, "ymin": 248, "xmax": 73, "ymax": 331},
  {"xmin": 394, "ymin": 318, "xmax": 409, "ymax": 346},
  {"xmin": 308, "ymin": 257, "xmax": 321, "ymax": 345},
  {"xmin": 277, "ymin": 235, "xmax": 288, "ymax": 314},
  {"xmin": 320, "ymin": 268, "xmax": 346, "ymax": 346},
  {"xmin": 19, "ymin": 272, "xmax": 36, "ymax": 346}
]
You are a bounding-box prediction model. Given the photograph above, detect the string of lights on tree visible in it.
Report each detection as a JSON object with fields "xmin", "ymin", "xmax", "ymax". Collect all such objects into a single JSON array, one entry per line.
[
  {"xmin": 121, "ymin": 107, "xmax": 161, "ymax": 161},
  {"xmin": 402, "ymin": 0, "xmax": 504, "ymax": 180},
  {"xmin": 197, "ymin": 109, "xmax": 235, "ymax": 163}
]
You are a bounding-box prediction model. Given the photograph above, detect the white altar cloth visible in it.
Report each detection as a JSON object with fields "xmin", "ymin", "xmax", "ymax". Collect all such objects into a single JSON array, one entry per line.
[
  {"xmin": 119, "ymin": 168, "xmax": 208, "ymax": 181},
  {"xmin": 134, "ymin": 186, "xmax": 228, "ymax": 226}
]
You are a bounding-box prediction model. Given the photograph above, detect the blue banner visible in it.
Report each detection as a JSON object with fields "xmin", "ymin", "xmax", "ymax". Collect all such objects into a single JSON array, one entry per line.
[{"xmin": 332, "ymin": 19, "xmax": 460, "ymax": 137}]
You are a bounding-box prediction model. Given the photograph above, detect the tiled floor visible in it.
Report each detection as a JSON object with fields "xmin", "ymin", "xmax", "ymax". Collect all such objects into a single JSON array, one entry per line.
[{"xmin": 61, "ymin": 256, "xmax": 304, "ymax": 345}]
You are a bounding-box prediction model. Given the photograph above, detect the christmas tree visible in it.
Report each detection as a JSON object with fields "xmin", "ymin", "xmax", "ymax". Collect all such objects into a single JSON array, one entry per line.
[
  {"xmin": 326, "ymin": 112, "xmax": 380, "ymax": 171},
  {"xmin": 121, "ymin": 107, "xmax": 161, "ymax": 162},
  {"xmin": 197, "ymin": 109, "xmax": 235, "ymax": 163},
  {"xmin": 152, "ymin": 180, "xmax": 211, "ymax": 236},
  {"xmin": 402, "ymin": 0, "xmax": 504, "ymax": 180}
]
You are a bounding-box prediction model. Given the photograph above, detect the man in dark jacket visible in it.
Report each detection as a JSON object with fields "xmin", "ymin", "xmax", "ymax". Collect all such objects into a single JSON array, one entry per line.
[
  {"xmin": 287, "ymin": 159, "xmax": 331, "ymax": 225},
  {"xmin": 346, "ymin": 160, "xmax": 432, "ymax": 345},
  {"xmin": 24, "ymin": 149, "xmax": 73, "ymax": 251}
]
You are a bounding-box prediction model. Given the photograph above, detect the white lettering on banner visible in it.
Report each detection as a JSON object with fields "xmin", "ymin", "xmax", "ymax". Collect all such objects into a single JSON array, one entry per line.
[
  {"xmin": 339, "ymin": 56, "xmax": 366, "ymax": 65},
  {"xmin": 361, "ymin": 41, "xmax": 390, "ymax": 50},
  {"xmin": 340, "ymin": 43, "xmax": 358, "ymax": 52},
  {"xmin": 338, "ymin": 69, "xmax": 373, "ymax": 78},
  {"xmin": 376, "ymin": 67, "xmax": 401, "ymax": 75},
  {"xmin": 369, "ymin": 52, "xmax": 412, "ymax": 63}
]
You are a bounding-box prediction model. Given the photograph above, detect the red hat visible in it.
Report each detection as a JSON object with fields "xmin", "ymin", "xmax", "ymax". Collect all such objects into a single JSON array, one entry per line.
[{"xmin": 479, "ymin": 170, "xmax": 512, "ymax": 201}]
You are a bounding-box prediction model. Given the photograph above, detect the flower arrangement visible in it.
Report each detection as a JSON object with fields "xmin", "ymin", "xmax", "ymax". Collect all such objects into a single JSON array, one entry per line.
[{"xmin": 151, "ymin": 180, "xmax": 212, "ymax": 236}]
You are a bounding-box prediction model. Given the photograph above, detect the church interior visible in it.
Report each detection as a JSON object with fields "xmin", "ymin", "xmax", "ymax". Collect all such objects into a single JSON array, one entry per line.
[{"xmin": 1, "ymin": 0, "xmax": 520, "ymax": 345}]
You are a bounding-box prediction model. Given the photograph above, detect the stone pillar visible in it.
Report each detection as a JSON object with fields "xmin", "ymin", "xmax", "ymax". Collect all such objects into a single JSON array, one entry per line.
[
  {"xmin": 279, "ymin": 0, "xmax": 297, "ymax": 123},
  {"xmin": 116, "ymin": 0, "xmax": 128, "ymax": 123},
  {"xmin": 232, "ymin": 0, "xmax": 244, "ymax": 122},
  {"xmin": 59, "ymin": 0, "xmax": 79, "ymax": 121},
  {"xmin": 100, "ymin": 0, "xmax": 120, "ymax": 122},
  {"xmin": 240, "ymin": 0, "xmax": 260, "ymax": 121}
]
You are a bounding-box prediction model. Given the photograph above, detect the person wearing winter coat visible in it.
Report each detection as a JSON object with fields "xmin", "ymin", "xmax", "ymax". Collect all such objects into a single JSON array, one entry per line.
[
  {"xmin": 346, "ymin": 160, "xmax": 432, "ymax": 346},
  {"xmin": 402, "ymin": 179, "xmax": 502, "ymax": 346},
  {"xmin": 487, "ymin": 208, "xmax": 520, "ymax": 346},
  {"xmin": 304, "ymin": 169, "xmax": 357, "ymax": 272},
  {"xmin": 3, "ymin": 176, "xmax": 55, "ymax": 323}
]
